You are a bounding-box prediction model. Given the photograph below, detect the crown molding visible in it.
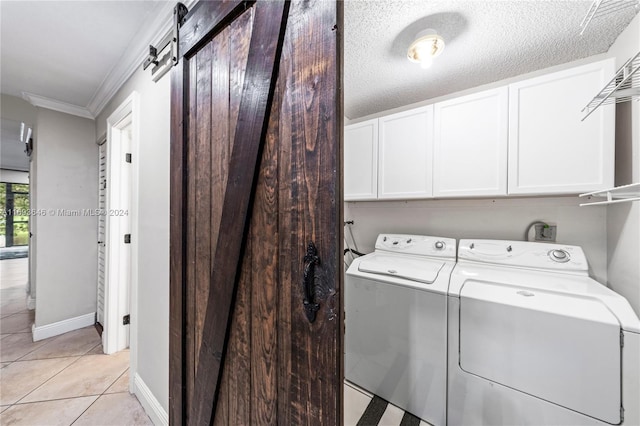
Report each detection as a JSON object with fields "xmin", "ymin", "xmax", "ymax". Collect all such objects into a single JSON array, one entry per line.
[
  {"xmin": 22, "ymin": 92, "xmax": 94, "ymax": 119},
  {"xmin": 87, "ymin": 0, "xmax": 197, "ymax": 117},
  {"xmin": 22, "ymin": 0, "xmax": 198, "ymax": 120}
]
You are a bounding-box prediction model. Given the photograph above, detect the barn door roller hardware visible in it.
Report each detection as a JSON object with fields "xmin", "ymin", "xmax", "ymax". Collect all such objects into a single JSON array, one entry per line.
[{"xmin": 142, "ymin": 2, "xmax": 189, "ymax": 82}]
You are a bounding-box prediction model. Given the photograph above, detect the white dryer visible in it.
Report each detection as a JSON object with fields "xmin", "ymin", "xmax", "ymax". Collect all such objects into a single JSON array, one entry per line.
[
  {"xmin": 345, "ymin": 234, "xmax": 456, "ymax": 426},
  {"xmin": 448, "ymin": 239, "xmax": 640, "ymax": 425}
]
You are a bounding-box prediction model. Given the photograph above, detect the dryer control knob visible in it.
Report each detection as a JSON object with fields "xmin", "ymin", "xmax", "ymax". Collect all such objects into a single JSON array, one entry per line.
[
  {"xmin": 434, "ymin": 241, "xmax": 445, "ymax": 250},
  {"xmin": 549, "ymin": 249, "xmax": 570, "ymax": 263}
]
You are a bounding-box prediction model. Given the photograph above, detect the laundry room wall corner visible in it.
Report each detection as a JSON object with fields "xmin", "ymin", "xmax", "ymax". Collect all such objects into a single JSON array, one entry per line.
[{"xmin": 605, "ymin": 13, "xmax": 640, "ymax": 316}]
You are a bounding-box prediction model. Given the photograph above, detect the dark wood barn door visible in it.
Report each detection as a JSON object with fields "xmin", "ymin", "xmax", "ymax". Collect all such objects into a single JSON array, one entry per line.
[{"xmin": 169, "ymin": 1, "xmax": 343, "ymax": 424}]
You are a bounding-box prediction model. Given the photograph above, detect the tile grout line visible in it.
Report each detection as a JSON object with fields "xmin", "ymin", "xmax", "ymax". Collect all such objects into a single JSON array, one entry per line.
[
  {"xmin": 3, "ymin": 333, "xmax": 92, "ymax": 409},
  {"xmin": 9, "ymin": 394, "xmax": 104, "ymax": 406},
  {"xmin": 14, "ymin": 339, "xmax": 102, "ymax": 363},
  {"xmin": 10, "ymin": 329, "xmax": 65, "ymax": 363},
  {"xmin": 11, "ymin": 337, "xmax": 105, "ymax": 405},
  {"xmin": 4, "ymin": 351, "xmax": 129, "ymax": 424},
  {"xmin": 7, "ymin": 352, "xmax": 125, "ymax": 408},
  {"xmin": 2, "ymin": 327, "xmax": 102, "ymax": 411},
  {"xmin": 69, "ymin": 360, "xmax": 131, "ymax": 425},
  {"xmin": 12, "ymin": 354, "xmax": 86, "ymax": 405}
]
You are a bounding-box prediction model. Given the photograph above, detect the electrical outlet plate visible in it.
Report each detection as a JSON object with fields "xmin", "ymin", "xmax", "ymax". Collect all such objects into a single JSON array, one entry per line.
[{"xmin": 534, "ymin": 224, "xmax": 557, "ymax": 242}]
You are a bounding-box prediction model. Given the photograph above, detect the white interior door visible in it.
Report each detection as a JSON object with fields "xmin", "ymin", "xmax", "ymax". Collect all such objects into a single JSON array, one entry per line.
[
  {"xmin": 97, "ymin": 142, "xmax": 107, "ymax": 325},
  {"xmin": 119, "ymin": 123, "xmax": 132, "ymax": 350},
  {"xmin": 103, "ymin": 113, "xmax": 133, "ymax": 354}
]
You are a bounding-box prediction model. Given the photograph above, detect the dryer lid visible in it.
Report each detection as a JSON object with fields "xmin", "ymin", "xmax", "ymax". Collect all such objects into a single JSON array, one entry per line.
[
  {"xmin": 358, "ymin": 253, "xmax": 444, "ymax": 284},
  {"xmin": 459, "ymin": 280, "xmax": 621, "ymax": 423}
]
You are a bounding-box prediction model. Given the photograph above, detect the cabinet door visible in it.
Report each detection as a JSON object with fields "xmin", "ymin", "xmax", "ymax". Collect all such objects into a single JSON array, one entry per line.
[
  {"xmin": 508, "ymin": 59, "xmax": 615, "ymax": 195},
  {"xmin": 433, "ymin": 88, "xmax": 508, "ymax": 197},
  {"xmin": 378, "ymin": 106, "xmax": 433, "ymax": 199},
  {"xmin": 344, "ymin": 119, "xmax": 378, "ymax": 200}
]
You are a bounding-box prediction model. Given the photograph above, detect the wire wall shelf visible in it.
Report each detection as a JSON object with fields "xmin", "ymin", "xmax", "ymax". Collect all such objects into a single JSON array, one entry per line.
[
  {"xmin": 582, "ymin": 51, "xmax": 640, "ymax": 120},
  {"xmin": 579, "ymin": 183, "xmax": 640, "ymax": 206},
  {"xmin": 580, "ymin": 0, "xmax": 640, "ymax": 35}
]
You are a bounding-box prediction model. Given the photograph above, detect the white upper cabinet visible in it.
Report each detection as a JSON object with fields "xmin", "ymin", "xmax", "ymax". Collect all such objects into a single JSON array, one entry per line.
[
  {"xmin": 433, "ymin": 87, "xmax": 508, "ymax": 197},
  {"xmin": 378, "ymin": 106, "xmax": 433, "ymax": 199},
  {"xmin": 508, "ymin": 59, "xmax": 615, "ymax": 195},
  {"xmin": 344, "ymin": 119, "xmax": 378, "ymax": 201}
]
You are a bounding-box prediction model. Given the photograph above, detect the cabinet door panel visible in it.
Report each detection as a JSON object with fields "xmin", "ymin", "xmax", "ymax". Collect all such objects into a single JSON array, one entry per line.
[
  {"xmin": 344, "ymin": 119, "xmax": 378, "ymax": 200},
  {"xmin": 508, "ymin": 59, "xmax": 615, "ymax": 195},
  {"xmin": 379, "ymin": 106, "xmax": 433, "ymax": 199},
  {"xmin": 433, "ymin": 88, "xmax": 508, "ymax": 197}
]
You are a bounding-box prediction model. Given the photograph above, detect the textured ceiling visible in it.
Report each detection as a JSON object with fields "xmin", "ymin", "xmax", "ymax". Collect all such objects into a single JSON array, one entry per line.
[
  {"xmin": 0, "ymin": 1, "xmax": 163, "ymax": 108},
  {"xmin": 344, "ymin": 0, "xmax": 638, "ymax": 119},
  {"xmin": 1, "ymin": 1, "xmax": 636, "ymax": 121}
]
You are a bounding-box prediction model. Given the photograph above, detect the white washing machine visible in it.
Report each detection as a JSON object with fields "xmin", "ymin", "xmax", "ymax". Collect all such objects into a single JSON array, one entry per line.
[
  {"xmin": 448, "ymin": 239, "xmax": 640, "ymax": 426},
  {"xmin": 345, "ymin": 234, "xmax": 456, "ymax": 426}
]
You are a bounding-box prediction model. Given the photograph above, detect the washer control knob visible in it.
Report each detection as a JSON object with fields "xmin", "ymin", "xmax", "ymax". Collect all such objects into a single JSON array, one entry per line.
[
  {"xmin": 549, "ymin": 249, "xmax": 570, "ymax": 263},
  {"xmin": 434, "ymin": 241, "xmax": 445, "ymax": 250}
]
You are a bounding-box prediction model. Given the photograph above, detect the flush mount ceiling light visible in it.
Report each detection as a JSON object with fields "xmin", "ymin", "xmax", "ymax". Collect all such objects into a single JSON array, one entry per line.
[{"xmin": 407, "ymin": 29, "xmax": 445, "ymax": 69}]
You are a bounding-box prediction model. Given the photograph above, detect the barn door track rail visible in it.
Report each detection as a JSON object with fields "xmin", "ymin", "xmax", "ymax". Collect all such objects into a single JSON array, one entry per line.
[{"xmin": 142, "ymin": 2, "xmax": 189, "ymax": 82}]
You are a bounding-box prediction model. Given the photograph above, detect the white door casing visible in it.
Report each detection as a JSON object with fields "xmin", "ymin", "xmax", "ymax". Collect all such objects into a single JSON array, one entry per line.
[{"xmin": 103, "ymin": 92, "xmax": 139, "ymax": 394}]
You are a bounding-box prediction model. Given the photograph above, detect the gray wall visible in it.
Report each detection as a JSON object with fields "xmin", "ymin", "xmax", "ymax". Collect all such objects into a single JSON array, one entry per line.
[
  {"xmin": 1, "ymin": 94, "xmax": 37, "ymax": 125},
  {"xmin": 96, "ymin": 65, "xmax": 171, "ymax": 413},
  {"xmin": 345, "ymin": 197, "xmax": 608, "ymax": 283},
  {"xmin": 33, "ymin": 108, "xmax": 97, "ymax": 326},
  {"xmin": 606, "ymin": 14, "xmax": 640, "ymax": 316}
]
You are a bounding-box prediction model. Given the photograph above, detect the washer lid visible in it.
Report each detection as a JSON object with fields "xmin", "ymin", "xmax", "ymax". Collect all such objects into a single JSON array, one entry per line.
[{"xmin": 358, "ymin": 253, "xmax": 445, "ymax": 284}]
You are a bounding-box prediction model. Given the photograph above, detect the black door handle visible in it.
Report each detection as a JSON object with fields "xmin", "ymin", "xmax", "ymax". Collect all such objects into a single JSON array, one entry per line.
[{"xmin": 302, "ymin": 242, "xmax": 320, "ymax": 323}]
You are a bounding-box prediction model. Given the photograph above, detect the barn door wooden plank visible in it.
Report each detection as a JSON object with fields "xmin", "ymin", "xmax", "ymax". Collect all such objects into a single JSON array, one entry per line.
[
  {"xmin": 277, "ymin": 1, "xmax": 343, "ymax": 424},
  {"xmin": 224, "ymin": 8, "xmax": 255, "ymax": 425},
  {"xmin": 190, "ymin": 2, "xmax": 290, "ymax": 424},
  {"xmin": 208, "ymin": 24, "xmax": 232, "ymax": 426},
  {"xmin": 179, "ymin": 1, "xmax": 249, "ymax": 59}
]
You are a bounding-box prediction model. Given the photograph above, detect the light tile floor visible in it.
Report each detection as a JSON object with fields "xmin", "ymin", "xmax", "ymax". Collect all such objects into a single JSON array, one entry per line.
[{"xmin": 0, "ymin": 259, "xmax": 151, "ymax": 426}]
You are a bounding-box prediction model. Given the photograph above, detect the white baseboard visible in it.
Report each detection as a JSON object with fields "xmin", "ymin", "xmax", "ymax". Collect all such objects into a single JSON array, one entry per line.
[
  {"xmin": 134, "ymin": 373, "xmax": 168, "ymax": 426},
  {"xmin": 32, "ymin": 312, "xmax": 95, "ymax": 341},
  {"xmin": 26, "ymin": 294, "xmax": 36, "ymax": 310}
]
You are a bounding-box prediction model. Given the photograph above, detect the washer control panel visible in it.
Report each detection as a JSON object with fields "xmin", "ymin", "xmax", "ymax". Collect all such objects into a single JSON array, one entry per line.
[
  {"xmin": 375, "ymin": 234, "xmax": 456, "ymax": 259},
  {"xmin": 458, "ymin": 239, "xmax": 588, "ymax": 272}
]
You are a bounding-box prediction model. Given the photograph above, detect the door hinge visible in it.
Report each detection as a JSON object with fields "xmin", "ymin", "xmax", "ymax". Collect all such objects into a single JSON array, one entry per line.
[
  {"xmin": 124, "ymin": 234, "xmax": 131, "ymax": 244},
  {"xmin": 620, "ymin": 330, "xmax": 624, "ymax": 347},
  {"xmin": 123, "ymin": 314, "xmax": 130, "ymax": 325},
  {"xmin": 125, "ymin": 153, "xmax": 132, "ymax": 163}
]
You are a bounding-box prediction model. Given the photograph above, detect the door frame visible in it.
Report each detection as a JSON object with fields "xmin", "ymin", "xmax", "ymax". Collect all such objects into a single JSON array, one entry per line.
[{"xmin": 103, "ymin": 92, "xmax": 140, "ymax": 385}]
